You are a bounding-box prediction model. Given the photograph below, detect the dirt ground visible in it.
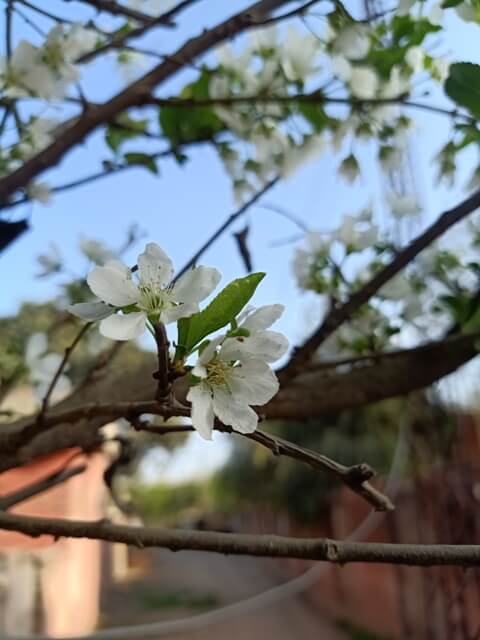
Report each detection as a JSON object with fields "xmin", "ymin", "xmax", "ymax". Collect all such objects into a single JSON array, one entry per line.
[{"xmin": 101, "ymin": 547, "xmax": 348, "ymax": 639}]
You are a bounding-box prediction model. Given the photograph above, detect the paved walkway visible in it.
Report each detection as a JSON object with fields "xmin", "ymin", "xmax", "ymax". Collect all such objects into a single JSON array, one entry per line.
[{"xmin": 101, "ymin": 548, "xmax": 347, "ymax": 639}]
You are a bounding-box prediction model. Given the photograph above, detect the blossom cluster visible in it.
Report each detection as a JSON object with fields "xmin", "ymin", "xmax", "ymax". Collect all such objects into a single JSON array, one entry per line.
[
  {"xmin": 0, "ymin": 24, "xmax": 97, "ymax": 100},
  {"xmin": 68, "ymin": 242, "xmax": 289, "ymax": 439}
]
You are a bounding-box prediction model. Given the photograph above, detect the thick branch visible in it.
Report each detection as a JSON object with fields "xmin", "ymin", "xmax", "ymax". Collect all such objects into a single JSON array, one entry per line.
[
  {"xmin": 1, "ymin": 331, "xmax": 478, "ymax": 472},
  {"xmin": 278, "ymin": 188, "xmax": 480, "ymax": 383},
  {"xmin": 1, "ymin": 511, "xmax": 480, "ymax": 567}
]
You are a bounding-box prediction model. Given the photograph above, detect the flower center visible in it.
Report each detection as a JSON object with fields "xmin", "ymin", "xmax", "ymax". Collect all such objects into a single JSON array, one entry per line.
[
  {"xmin": 205, "ymin": 358, "xmax": 233, "ymax": 389},
  {"xmin": 137, "ymin": 283, "xmax": 172, "ymax": 316}
]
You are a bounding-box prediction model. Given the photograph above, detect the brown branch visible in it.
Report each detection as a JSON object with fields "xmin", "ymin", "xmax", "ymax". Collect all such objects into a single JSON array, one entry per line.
[
  {"xmin": 1, "ymin": 511, "xmax": 480, "ymax": 567},
  {"xmin": 278, "ymin": 188, "xmax": 480, "ymax": 384},
  {"xmin": 145, "ymin": 93, "xmax": 474, "ymax": 123},
  {"xmin": 1, "ymin": 330, "xmax": 478, "ymax": 474},
  {"xmin": 0, "ymin": 0, "xmax": 291, "ymax": 206},
  {"xmin": 0, "ymin": 463, "xmax": 86, "ymax": 511},
  {"xmin": 152, "ymin": 323, "xmax": 170, "ymax": 401},
  {"xmin": 132, "ymin": 420, "xmax": 393, "ymax": 511},
  {"xmin": 77, "ymin": 0, "xmax": 157, "ymax": 25}
]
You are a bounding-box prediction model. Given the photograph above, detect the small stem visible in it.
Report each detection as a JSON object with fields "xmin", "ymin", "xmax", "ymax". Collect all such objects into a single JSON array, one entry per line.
[{"xmin": 152, "ymin": 322, "xmax": 170, "ymax": 402}]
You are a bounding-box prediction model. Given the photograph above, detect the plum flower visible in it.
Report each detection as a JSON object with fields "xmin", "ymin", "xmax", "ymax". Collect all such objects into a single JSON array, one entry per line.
[
  {"xmin": 69, "ymin": 242, "xmax": 221, "ymax": 341},
  {"xmin": 187, "ymin": 305, "xmax": 288, "ymax": 439},
  {"xmin": 25, "ymin": 333, "xmax": 71, "ymax": 401}
]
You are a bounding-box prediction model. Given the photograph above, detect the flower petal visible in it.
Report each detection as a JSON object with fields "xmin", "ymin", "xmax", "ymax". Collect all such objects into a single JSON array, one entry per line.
[
  {"xmin": 99, "ymin": 312, "xmax": 146, "ymax": 341},
  {"xmin": 137, "ymin": 243, "xmax": 173, "ymax": 288},
  {"xmin": 68, "ymin": 301, "xmax": 114, "ymax": 321},
  {"xmin": 221, "ymin": 330, "xmax": 289, "ymax": 363},
  {"xmin": 25, "ymin": 332, "xmax": 47, "ymax": 364},
  {"xmin": 187, "ymin": 385, "xmax": 215, "ymax": 440},
  {"xmin": 230, "ymin": 358, "xmax": 279, "ymax": 405},
  {"xmin": 240, "ymin": 304, "xmax": 284, "ymax": 332},
  {"xmin": 171, "ymin": 267, "xmax": 221, "ymax": 304},
  {"xmin": 160, "ymin": 302, "xmax": 198, "ymax": 325},
  {"xmin": 212, "ymin": 388, "xmax": 258, "ymax": 434},
  {"xmin": 87, "ymin": 261, "xmax": 138, "ymax": 307}
]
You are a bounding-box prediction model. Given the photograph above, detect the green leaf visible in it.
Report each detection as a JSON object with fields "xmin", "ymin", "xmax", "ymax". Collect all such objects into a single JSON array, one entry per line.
[
  {"xmin": 124, "ymin": 152, "xmax": 158, "ymax": 174},
  {"xmin": 445, "ymin": 62, "xmax": 480, "ymax": 118},
  {"xmin": 298, "ymin": 103, "xmax": 330, "ymax": 132},
  {"xmin": 159, "ymin": 72, "xmax": 224, "ymax": 145},
  {"xmin": 105, "ymin": 114, "xmax": 148, "ymax": 153},
  {"xmin": 176, "ymin": 272, "xmax": 265, "ymax": 358},
  {"xmin": 442, "ymin": 0, "xmax": 463, "ymax": 6}
]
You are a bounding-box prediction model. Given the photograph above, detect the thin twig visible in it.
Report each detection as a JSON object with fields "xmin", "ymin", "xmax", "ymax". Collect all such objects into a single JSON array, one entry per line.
[
  {"xmin": 174, "ymin": 177, "xmax": 279, "ymax": 280},
  {"xmin": 0, "ymin": 463, "xmax": 87, "ymax": 511},
  {"xmin": 39, "ymin": 322, "xmax": 92, "ymax": 419},
  {"xmin": 1, "ymin": 511, "xmax": 480, "ymax": 567}
]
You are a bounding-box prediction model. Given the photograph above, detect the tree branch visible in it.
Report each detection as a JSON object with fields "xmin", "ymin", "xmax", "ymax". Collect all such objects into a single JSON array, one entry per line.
[
  {"xmin": 278, "ymin": 187, "xmax": 480, "ymax": 384},
  {"xmin": 1, "ymin": 511, "xmax": 480, "ymax": 567},
  {"xmin": 77, "ymin": 0, "xmax": 157, "ymax": 25},
  {"xmin": 0, "ymin": 463, "xmax": 86, "ymax": 511},
  {"xmin": 0, "ymin": 0, "xmax": 291, "ymax": 206}
]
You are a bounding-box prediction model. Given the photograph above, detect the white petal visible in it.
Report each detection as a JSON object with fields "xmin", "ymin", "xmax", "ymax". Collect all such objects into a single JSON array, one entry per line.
[
  {"xmin": 198, "ymin": 336, "xmax": 225, "ymax": 366},
  {"xmin": 99, "ymin": 312, "xmax": 146, "ymax": 341},
  {"xmin": 171, "ymin": 266, "xmax": 221, "ymax": 304},
  {"xmin": 160, "ymin": 302, "xmax": 198, "ymax": 325},
  {"xmin": 68, "ymin": 301, "xmax": 114, "ymax": 321},
  {"xmin": 212, "ymin": 388, "xmax": 258, "ymax": 434},
  {"xmin": 87, "ymin": 261, "xmax": 138, "ymax": 307},
  {"xmin": 221, "ymin": 330, "xmax": 289, "ymax": 363},
  {"xmin": 187, "ymin": 385, "xmax": 215, "ymax": 440},
  {"xmin": 230, "ymin": 358, "xmax": 279, "ymax": 405},
  {"xmin": 240, "ymin": 304, "xmax": 285, "ymax": 332},
  {"xmin": 31, "ymin": 353, "xmax": 63, "ymax": 383},
  {"xmin": 25, "ymin": 332, "xmax": 47, "ymax": 364},
  {"xmin": 137, "ymin": 243, "xmax": 173, "ymax": 288}
]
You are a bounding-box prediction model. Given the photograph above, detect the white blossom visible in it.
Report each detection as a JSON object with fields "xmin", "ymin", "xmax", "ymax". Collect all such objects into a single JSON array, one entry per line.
[
  {"xmin": 281, "ymin": 27, "xmax": 319, "ymax": 82},
  {"xmin": 397, "ymin": 0, "xmax": 416, "ymax": 15},
  {"xmin": 69, "ymin": 242, "xmax": 221, "ymax": 340},
  {"xmin": 187, "ymin": 306, "xmax": 288, "ymax": 439},
  {"xmin": 428, "ymin": 3, "xmax": 444, "ymax": 25},
  {"xmin": 332, "ymin": 55, "xmax": 352, "ymax": 81},
  {"xmin": 405, "ymin": 46, "xmax": 424, "ymax": 73},
  {"xmin": 79, "ymin": 236, "xmax": 116, "ymax": 264},
  {"xmin": 387, "ymin": 193, "xmax": 422, "ymax": 218},
  {"xmin": 455, "ymin": 2, "xmax": 477, "ymax": 22},
  {"xmin": 349, "ymin": 66, "xmax": 379, "ymax": 99},
  {"xmin": 26, "ymin": 181, "xmax": 52, "ymax": 204},
  {"xmin": 333, "ymin": 26, "xmax": 370, "ymax": 60},
  {"xmin": 37, "ymin": 243, "xmax": 62, "ymax": 277},
  {"xmin": 25, "ymin": 333, "xmax": 71, "ymax": 401},
  {"xmin": 336, "ymin": 214, "xmax": 379, "ymax": 250}
]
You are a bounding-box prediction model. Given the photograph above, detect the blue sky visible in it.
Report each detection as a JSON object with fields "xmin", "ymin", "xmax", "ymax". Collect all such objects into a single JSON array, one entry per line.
[{"xmin": 1, "ymin": 1, "xmax": 479, "ymax": 482}]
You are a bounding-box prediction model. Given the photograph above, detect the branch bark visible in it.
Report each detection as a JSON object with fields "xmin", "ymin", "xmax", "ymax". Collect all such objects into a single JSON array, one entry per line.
[
  {"xmin": 278, "ymin": 188, "xmax": 480, "ymax": 384},
  {"xmin": 1, "ymin": 511, "xmax": 480, "ymax": 567},
  {"xmin": 0, "ymin": 0, "xmax": 291, "ymax": 206}
]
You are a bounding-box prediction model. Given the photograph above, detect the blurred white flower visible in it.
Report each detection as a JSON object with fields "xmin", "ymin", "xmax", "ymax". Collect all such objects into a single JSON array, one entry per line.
[
  {"xmin": 405, "ymin": 46, "xmax": 424, "ymax": 73},
  {"xmin": 387, "ymin": 193, "xmax": 422, "ymax": 218},
  {"xmin": 26, "ymin": 181, "xmax": 52, "ymax": 204},
  {"xmin": 79, "ymin": 237, "xmax": 116, "ymax": 265},
  {"xmin": 349, "ymin": 66, "xmax": 378, "ymax": 99},
  {"xmin": 37, "ymin": 243, "xmax": 62, "ymax": 277},
  {"xmin": 333, "ymin": 25, "xmax": 370, "ymax": 60},
  {"xmin": 25, "ymin": 333, "xmax": 71, "ymax": 402},
  {"xmin": 397, "ymin": 0, "xmax": 416, "ymax": 15}
]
